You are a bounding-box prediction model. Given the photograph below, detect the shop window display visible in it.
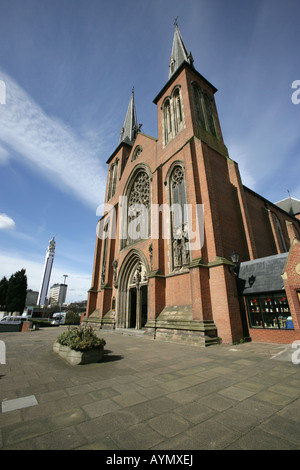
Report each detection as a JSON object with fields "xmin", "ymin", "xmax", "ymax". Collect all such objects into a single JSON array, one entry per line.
[{"xmin": 246, "ymin": 293, "xmax": 293, "ymax": 329}]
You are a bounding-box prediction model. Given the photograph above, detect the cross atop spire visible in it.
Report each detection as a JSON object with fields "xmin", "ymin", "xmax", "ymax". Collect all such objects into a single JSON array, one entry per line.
[
  {"xmin": 168, "ymin": 21, "xmax": 194, "ymax": 79},
  {"xmin": 119, "ymin": 88, "xmax": 138, "ymax": 146}
]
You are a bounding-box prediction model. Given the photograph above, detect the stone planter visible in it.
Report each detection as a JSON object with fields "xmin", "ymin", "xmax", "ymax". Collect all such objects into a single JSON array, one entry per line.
[{"xmin": 53, "ymin": 341, "xmax": 104, "ymax": 365}]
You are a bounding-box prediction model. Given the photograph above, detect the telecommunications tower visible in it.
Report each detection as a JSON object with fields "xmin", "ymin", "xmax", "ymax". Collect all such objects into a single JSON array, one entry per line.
[{"xmin": 37, "ymin": 237, "xmax": 56, "ymax": 306}]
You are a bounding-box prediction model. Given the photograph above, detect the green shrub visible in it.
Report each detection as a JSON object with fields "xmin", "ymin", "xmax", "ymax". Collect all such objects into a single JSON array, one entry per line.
[
  {"xmin": 56, "ymin": 325, "xmax": 106, "ymax": 352},
  {"xmin": 65, "ymin": 311, "xmax": 80, "ymax": 325},
  {"xmin": 31, "ymin": 319, "xmax": 52, "ymax": 327}
]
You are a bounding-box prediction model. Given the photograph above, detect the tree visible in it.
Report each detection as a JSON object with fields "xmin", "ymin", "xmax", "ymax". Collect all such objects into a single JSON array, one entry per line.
[
  {"xmin": 6, "ymin": 269, "xmax": 28, "ymax": 314},
  {"xmin": 0, "ymin": 276, "xmax": 9, "ymax": 310}
]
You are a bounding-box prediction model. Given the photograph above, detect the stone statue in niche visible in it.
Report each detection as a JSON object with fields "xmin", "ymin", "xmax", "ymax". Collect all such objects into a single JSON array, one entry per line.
[
  {"xmin": 173, "ymin": 238, "xmax": 182, "ymax": 268},
  {"xmin": 149, "ymin": 243, "xmax": 153, "ymax": 271},
  {"xmin": 112, "ymin": 259, "xmax": 118, "ymax": 288},
  {"xmin": 132, "ymin": 145, "xmax": 143, "ymax": 162},
  {"xmin": 172, "ymin": 228, "xmax": 190, "ymax": 269},
  {"xmin": 135, "ymin": 262, "xmax": 142, "ymax": 286},
  {"xmin": 132, "ymin": 261, "xmax": 148, "ymax": 287},
  {"xmin": 101, "ymin": 262, "xmax": 106, "ymax": 285}
]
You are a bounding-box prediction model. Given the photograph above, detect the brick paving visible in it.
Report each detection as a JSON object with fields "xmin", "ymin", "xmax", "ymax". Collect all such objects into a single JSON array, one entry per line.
[{"xmin": 0, "ymin": 326, "xmax": 299, "ymax": 450}]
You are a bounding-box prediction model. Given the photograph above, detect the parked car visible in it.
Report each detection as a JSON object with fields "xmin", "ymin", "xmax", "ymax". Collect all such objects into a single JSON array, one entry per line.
[{"xmin": 0, "ymin": 316, "xmax": 31, "ymax": 324}]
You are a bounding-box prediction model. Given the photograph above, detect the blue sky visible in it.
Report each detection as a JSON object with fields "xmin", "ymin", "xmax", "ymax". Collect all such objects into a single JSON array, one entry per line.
[{"xmin": 0, "ymin": 0, "xmax": 299, "ymax": 303}]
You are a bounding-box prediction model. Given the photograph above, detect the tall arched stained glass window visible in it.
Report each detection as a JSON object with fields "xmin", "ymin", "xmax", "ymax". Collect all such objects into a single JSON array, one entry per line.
[
  {"xmin": 170, "ymin": 165, "xmax": 190, "ymax": 270},
  {"xmin": 192, "ymin": 82, "xmax": 218, "ymax": 138},
  {"xmin": 163, "ymin": 98, "xmax": 172, "ymax": 145},
  {"xmin": 100, "ymin": 220, "xmax": 110, "ymax": 286},
  {"xmin": 126, "ymin": 170, "xmax": 151, "ymax": 247},
  {"xmin": 173, "ymin": 87, "xmax": 183, "ymax": 134},
  {"xmin": 162, "ymin": 87, "xmax": 184, "ymax": 146},
  {"xmin": 107, "ymin": 159, "xmax": 119, "ymax": 200}
]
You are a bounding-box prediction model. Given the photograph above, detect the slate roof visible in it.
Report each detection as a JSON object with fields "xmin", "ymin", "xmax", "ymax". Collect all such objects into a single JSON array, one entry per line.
[
  {"xmin": 168, "ymin": 23, "xmax": 194, "ymax": 80},
  {"xmin": 275, "ymin": 197, "xmax": 300, "ymax": 216},
  {"xmin": 118, "ymin": 89, "xmax": 138, "ymax": 146},
  {"xmin": 237, "ymin": 253, "xmax": 288, "ymax": 295}
]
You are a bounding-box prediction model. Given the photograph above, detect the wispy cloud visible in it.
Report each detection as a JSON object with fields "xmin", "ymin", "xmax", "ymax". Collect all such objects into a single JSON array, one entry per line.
[
  {"xmin": 0, "ymin": 144, "xmax": 10, "ymax": 165},
  {"xmin": 0, "ymin": 70, "xmax": 108, "ymax": 209},
  {"xmin": 0, "ymin": 213, "xmax": 15, "ymax": 230},
  {"xmin": 0, "ymin": 250, "xmax": 91, "ymax": 302}
]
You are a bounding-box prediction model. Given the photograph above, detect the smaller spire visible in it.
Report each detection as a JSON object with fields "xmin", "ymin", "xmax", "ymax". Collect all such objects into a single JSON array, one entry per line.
[
  {"xmin": 119, "ymin": 88, "xmax": 138, "ymax": 146},
  {"xmin": 168, "ymin": 20, "xmax": 194, "ymax": 79}
]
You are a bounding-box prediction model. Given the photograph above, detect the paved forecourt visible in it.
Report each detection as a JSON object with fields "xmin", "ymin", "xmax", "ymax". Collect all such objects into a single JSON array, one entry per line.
[{"xmin": 0, "ymin": 326, "xmax": 299, "ymax": 450}]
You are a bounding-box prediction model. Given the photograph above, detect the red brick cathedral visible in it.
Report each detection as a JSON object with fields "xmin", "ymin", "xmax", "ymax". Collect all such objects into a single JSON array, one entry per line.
[{"xmin": 85, "ymin": 24, "xmax": 300, "ymax": 345}]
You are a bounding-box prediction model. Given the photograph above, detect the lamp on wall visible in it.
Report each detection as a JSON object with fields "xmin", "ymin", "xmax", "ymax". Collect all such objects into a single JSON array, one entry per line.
[
  {"xmin": 230, "ymin": 249, "xmax": 240, "ymax": 276},
  {"xmin": 248, "ymin": 274, "xmax": 255, "ymax": 288}
]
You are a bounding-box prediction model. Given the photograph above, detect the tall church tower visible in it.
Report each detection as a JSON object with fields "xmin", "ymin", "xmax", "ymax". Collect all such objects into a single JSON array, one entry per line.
[
  {"xmin": 150, "ymin": 22, "xmax": 246, "ymax": 344},
  {"xmin": 85, "ymin": 23, "xmax": 299, "ymax": 345}
]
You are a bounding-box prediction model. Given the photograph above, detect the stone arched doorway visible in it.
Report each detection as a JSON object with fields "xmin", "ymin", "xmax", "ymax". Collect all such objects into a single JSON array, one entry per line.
[{"xmin": 117, "ymin": 250, "xmax": 149, "ymax": 329}]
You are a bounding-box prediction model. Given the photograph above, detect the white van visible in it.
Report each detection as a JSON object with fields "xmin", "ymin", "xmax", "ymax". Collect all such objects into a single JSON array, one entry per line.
[{"xmin": 51, "ymin": 312, "xmax": 67, "ymax": 325}]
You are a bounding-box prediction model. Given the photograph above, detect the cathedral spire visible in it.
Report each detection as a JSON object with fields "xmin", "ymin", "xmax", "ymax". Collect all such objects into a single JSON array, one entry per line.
[
  {"xmin": 168, "ymin": 20, "xmax": 194, "ymax": 79},
  {"xmin": 119, "ymin": 88, "xmax": 138, "ymax": 146}
]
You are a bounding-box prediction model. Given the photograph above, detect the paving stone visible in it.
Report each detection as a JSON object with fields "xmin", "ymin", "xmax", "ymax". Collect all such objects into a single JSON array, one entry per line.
[
  {"xmin": 82, "ymin": 398, "xmax": 121, "ymax": 418},
  {"xmin": 0, "ymin": 408, "xmax": 22, "ymax": 428},
  {"xmin": 233, "ymin": 397, "xmax": 279, "ymax": 420},
  {"xmin": 148, "ymin": 412, "xmax": 190, "ymax": 437},
  {"xmin": 189, "ymin": 376, "xmax": 236, "ymax": 396},
  {"xmin": 22, "ymin": 400, "xmax": 61, "ymax": 421},
  {"xmin": 166, "ymin": 389, "xmax": 200, "ymax": 404},
  {"xmin": 234, "ymin": 379, "xmax": 266, "ymax": 393},
  {"xmin": 214, "ymin": 407, "xmax": 261, "ymax": 432},
  {"xmin": 47, "ymin": 407, "xmax": 88, "ymax": 430},
  {"xmin": 277, "ymin": 398, "xmax": 300, "ymax": 423},
  {"xmin": 33, "ymin": 425, "xmax": 88, "ymax": 450},
  {"xmin": 65, "ymin": 384, "xmax": 95, "ymax": 396},
  {"xmin": 88, "ymin": 387, "xmax": 120, "ymax": 401},
  {"xmin": 2, "ymin": 418, "xmax": 52, "ymax": 447},
  {"xmin": 75, "ymin": 413, "xmax": 121, "ymax": 440},
  {"xmin": 259, "ymin": 415, "xmax": 300, "ymax": 445},
  {"xmin": 111, "ymin": 423, "xmax": 164, "ymax": 450},
  {"xmin": 175, "ymin": 401, "xmax": 216, "ymax": 424},
  {"xmin": 111, "ymin": 382, "xmax": 143, "ymax": 393},
  {"xmin": 218, "ymin": 385, "xmax": 256, "ymax": 401},
  {"xmin": 151, "ymin": 432, "xmax": 201, "ymax": 450},
  {"xmin": 112, "ymin": 391, "xmax": 147, "ymax": 408},
  {"xmin": 254, "ymin": 390, "xmax": 296, "ymax": 407},
  {"xmin": 138, "ymin": 385, "xmax": 167, "ymax": 400},
  {"xmin": 76, "ymin": 436, "xmax": 120, "ymax": 450},
  {"xmin": 143, "ymin": 396, "xmax": 179, "ymax": 414},
  {"xmin": 159, "ymin": 379, "xmax": 192, "ymax": 392},
  {"xmin": 198, "ymin": 393, "xmax": 236, "ymax": 411},
  {"xmin": 36, "ymin": 389, "xmax": 68, "ymax": 403},
  {"xmin": 268, "ymin": 383, "xmax": 300, "ymax": 398},
  {"xmin": 186, "ymin": 418, "xmax": 241, "ymax": 450},
  {"xmin": 136, "ymin": 377, "xmax": 162, "ymax": 388},
  {"xmin": 90, "ymin": 378, "xmax": 118, "ymax": 390},
  {"xmin": 228, "ymin": 427, "xmax": 297, "ymax": 450}
]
